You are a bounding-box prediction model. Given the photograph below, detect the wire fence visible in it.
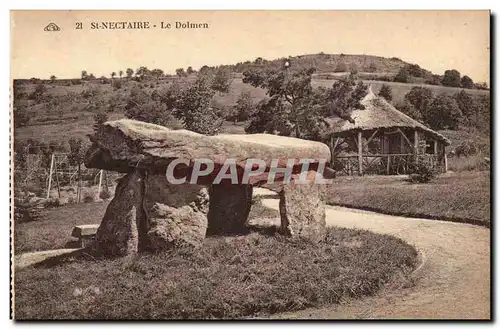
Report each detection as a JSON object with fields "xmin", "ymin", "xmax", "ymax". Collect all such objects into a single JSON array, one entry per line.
[{"xmin": 14, "ymin": 152, "xmax": 123, "ymax": 201}]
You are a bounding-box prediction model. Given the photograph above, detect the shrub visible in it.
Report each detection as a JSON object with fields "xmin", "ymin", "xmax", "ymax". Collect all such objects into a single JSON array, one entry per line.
[
  {"xmin": 44, "ymin": 198, "xmax": 63, "ymax": 208},
  {"xmin": 408, "ymin": 160, "xmax": 437, "ymax": 183},
  {"xmin": 113, "ymin": 79, "xmax": 123, "ymax": 90},
  {"xmin": 99, "ymin": 189, "xmax": 111, "ymax": 200},
  {"xmin": 83, "ymin": 192, "xmax": 95, "ymax": 203},
  {"xmin": 393, "ymin": 68, "xmax": 410, "ymax": 83},
  {"xmin": 14, "ymin": 205, "xmax": 44, "ymax": 223}
]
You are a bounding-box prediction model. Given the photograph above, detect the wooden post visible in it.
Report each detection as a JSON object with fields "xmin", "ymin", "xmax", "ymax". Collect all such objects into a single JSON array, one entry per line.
[
  {"xmin": 387, "ymin": 155, "xmax": 391, "ymax": 174},
  {"xmin": 444, "ymin": 152, "xmax": 448, "ymax": 173},
  {"xmin": 358, "ymin": 131, "xmax": 363, "ymax": 176},
  {"xmin": 97, "ymin": 170, "xmax": 103, "ymax": 197},
  {"xmin": 77, "ymin": 163, "xmax": 81, "ymax": 203},
  {"xmin": 414, "ymin": 130, "xmax": 419, "ymax": 163},
  {"xmin": 55, "ymin": 157, "xmax": 61, "ymax": 199},
  {"xmin": 434, "ymin": 140, "xmax": 438, "ymax": 154},
  {"xmin": 329, "ymin": 135, "xmax": 334, "ymax": 169},
  {"xmin": 46, "ymin": 153, "xmax": 55, "ymax": 199}
]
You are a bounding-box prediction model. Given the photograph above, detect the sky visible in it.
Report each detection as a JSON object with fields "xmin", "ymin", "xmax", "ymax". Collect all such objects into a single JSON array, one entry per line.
[{"xmin": 10, "ymin": 10, "xmax": 490, "ymax": 83}]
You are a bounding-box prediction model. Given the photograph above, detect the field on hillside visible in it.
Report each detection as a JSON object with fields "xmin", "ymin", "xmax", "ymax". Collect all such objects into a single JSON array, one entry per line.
[
  {"xmin": 311, "ymin": 78, "xmax": 490, "ymax": 106},
  {"xmin": 14, "ymin": 76, "xmax": 489, "ymax": 145}
]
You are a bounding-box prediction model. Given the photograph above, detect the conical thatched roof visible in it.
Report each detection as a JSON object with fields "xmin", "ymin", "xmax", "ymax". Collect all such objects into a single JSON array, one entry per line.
[{"xmin": 325, "ymin": 86, "xmax": 451, "ymax": 145}]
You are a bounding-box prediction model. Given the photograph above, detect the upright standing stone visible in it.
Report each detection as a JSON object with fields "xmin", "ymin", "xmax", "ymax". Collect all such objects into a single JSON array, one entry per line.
[
  {"xmin": 94, "ymin": 170, "xmax": 145, "ymax": 257},
  {"xmin": 143, "ymin": 174, "xmax": 209, "ymax": 250},
  {"xmin": 207, "ymin": 184, "xmax": 253, "ymax": 235},
  {"xmin": 279, "ymin": 182, "xmax": 326, "ymax": 244}
]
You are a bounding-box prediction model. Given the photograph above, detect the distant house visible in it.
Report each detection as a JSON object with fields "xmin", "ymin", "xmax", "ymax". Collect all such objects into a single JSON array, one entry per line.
[{"xmin": 324, "ymin": 86, "xmax": 451, "ymax": 176}]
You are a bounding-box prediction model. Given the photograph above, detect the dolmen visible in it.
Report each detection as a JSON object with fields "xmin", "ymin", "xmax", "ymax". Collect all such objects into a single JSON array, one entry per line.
[{"xmin": 84, "ymin": 119, "xmax": 332, "ymax": 257}]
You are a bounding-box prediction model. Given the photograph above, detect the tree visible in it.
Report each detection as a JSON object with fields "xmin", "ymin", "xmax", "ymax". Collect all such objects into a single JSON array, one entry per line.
[
  {"xmin": 81, "ymin": 70, "xmax": 88, "ymax": 80},
  {"xmin": 403, "ymin": 87, "xmax": 433, "ymax": 121},
  {"xmin": 242, "ymin": 66, "xmax": 363, "ymax": 140},
  {"xmin": 405, "ymin": 64, "xmax": 425, "ymax": 77},
  {"xmin": 124, "ymin": 86, "xmax": 173, "ymax": 126},
  {"xmin": 211, "ymin": 68, "xmax": 231, "ymax": 93},
  {"xmin": 186, "ymin": 66, "xmax": 194, "ymax": 75},
  {"xmin": 119, "ymin": 70, "xmax": 124, "ymax": 78},
  {"xmin": 426, "ymin": 94, "xmax": 462, "ymax": 130},
  {"xmin": 49, "ymin": 75, "xmax": 57, "ymax": 83},
  {"xmin": 378, "ymin": 84, "xmax": 392, "ymax": 101},
  {"xmin": 325, "ymin": 74, "xmax": 368, "ymax": 123},
  {"xmin": 29, "ymin": 84, "xmax": 47, "ymax": 101},
  {"xmin": 175, "ymin": 76, "xmax": 223, "ymax": 135},
  {"xmin": 176, "ymin": 68, "xmax": 186, "ymax": 78},
  {"xmin": 424, "ymin": 74, "xmax": 442, "ymax": 85},
  {"xmin": 394, "ymin": 68, "xmax": 410, "ymax": 83},
  {"xmin": 454, "ymin": 90, "xmax": 476, "ymax": 118},
  {"xmin": 126, "ymin": 68, "xmax": 134, "ymax": 78},
  {"xmin": 68, "ymin": 138, "xmax": 86, "ymax": 166},
  {"xmin": 199, "ymin": 65, "xmax": 211, "ymax": 75},
  {"xmin": 254, "ymin": 57, "xmax": 263, "ymax": 65},
  {"xmin": 111, "ymin": 72, "xmax": 116, "ymax": 79},
  {"xmin": 13, "ymin": 106, "xmax": 30, "ymax": 127},
  {"xmin": 231, "ymin": 91, "xmax": 255, "ymax": 122},
  {"xmin": 461, "ymin": 75, "xmax": 474, "ymax": 89},
  {"xmin": 136, "ymin": 66, "xmax": 151, "ymax": 81},
  {"xmin": 150, "ymin": 68, "xmax": 164, "ymax": 80},
  {"xmin": 89, "ymin": 73, "xmax": 96, "ymax": 80},
  {"xmin": 442, "ymin": 69, "xmax": 461, "ymax": 87}
]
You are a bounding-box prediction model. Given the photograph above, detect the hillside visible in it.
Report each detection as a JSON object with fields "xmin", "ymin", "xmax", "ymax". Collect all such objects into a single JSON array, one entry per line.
[
  {"xmin": 13, "ymin": 52, "xmax": 490, "ymax": 152},
  {"xmin": 229, "ymin": 53, "xmax": 411, "ymax": 75}
]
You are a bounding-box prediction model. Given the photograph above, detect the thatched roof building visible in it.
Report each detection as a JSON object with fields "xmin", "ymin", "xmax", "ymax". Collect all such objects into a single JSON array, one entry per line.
[{"xmin": 325, "ymin": 87, "xmax": 450, "ymax": 176}]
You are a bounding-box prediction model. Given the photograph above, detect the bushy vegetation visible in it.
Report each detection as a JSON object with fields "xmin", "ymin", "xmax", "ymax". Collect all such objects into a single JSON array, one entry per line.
[
  {"xmin": 398, "ymin": 86, "xmax": 489, "ymax": 134},
  {"xmin": 242, "ymin": 66, "xmax": 366, "ymax": 140},
  {"xmin": 408, "ymin": 162, "xmax": 437, "ymax": 184}
]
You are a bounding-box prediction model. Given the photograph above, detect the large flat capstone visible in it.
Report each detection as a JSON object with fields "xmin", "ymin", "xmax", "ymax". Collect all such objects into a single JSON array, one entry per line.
[
  {"xmin": 85, "ymin": 119, "xmax": 331, "ymax": 185},
  {"xmin": 86, "ymin": 120, "xmax": 332, "ymax": 256}
]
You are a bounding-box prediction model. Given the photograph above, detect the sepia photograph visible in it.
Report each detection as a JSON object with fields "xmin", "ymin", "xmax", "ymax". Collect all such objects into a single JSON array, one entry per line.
[{"xmin": 10, "ymin": 9, "xmax": 491, "ymax": 320}]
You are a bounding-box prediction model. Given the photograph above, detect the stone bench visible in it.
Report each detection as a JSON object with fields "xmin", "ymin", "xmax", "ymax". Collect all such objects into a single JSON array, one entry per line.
[{"xmin": 71, "ymin": 224, "xmax": 99, "ymax": 248}]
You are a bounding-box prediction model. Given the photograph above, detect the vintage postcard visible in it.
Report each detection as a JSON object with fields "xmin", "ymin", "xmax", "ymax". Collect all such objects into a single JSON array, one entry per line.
[{"xmin": 10, "ymin": 10, "xmax": 491, "ymax": 320}]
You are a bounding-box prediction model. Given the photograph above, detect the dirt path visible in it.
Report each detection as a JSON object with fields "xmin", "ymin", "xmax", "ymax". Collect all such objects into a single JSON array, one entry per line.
[{"xmin": 254, "ymin": 188, "xmax": 490, "ymax": 319}]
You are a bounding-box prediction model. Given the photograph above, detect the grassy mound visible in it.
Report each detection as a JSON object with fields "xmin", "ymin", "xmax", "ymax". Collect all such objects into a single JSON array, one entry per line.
[{"xmin": 15, "ymin": 228, "xmax": 417, "ymax": 320}]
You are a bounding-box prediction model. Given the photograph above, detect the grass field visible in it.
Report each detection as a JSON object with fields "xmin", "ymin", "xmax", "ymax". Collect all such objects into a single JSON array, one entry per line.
[
  {"xmin": 14, "ymin": 186, "xmax": 418, "ymax": 319},
  {"xmin": 320, "ymin": 171, "xmax": 490, "ymax": 227},
  {"xmin": 14, "ymin": 201, "xmax": 110, "ymax": 254},
  {"xmin": 15, "ymin": 227, "xmax": 417, "ymax": 319}
]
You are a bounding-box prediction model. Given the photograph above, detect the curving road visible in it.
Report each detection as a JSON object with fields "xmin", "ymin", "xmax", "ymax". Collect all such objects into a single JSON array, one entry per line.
[{"xmin": 254, "ymin": 188, "xmax": 490, "ymax": 320}]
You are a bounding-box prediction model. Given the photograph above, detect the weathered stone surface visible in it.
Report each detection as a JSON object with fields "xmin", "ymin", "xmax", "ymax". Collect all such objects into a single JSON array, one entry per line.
[
  {"xmin": 143, "ymin": 174, "xmax": 209, "ymax": 250},
  {"xmin": 279, "ymin": 182, "xmax": 326, "ymax": 244},
  {"xmin": 207, "ymin": 184, "xmax": 253, "ymax": 235},
  {"xmin": 71, "ymin": 224, "xmax": 99, "ymax": 238},
  {"xmin": 94, "ymin": 170, "xmax": 144, "ymax": 257},
  {"xmin": 95, "ymin": 170, "xmax": 210, "ymax": 255},
  {"xmin": 84, "ymin": 119, "xmax": 331, "ymax": 185}
]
